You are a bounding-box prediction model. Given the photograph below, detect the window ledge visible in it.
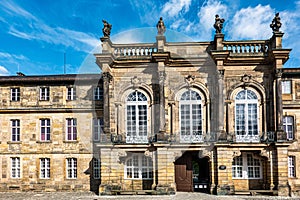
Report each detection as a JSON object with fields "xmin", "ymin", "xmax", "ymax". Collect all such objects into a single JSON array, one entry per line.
[
  {"xmin": 7, "ymin": 141, "xmax": 22, "ymax": 144},
  {"xmin": 63, "ymin": 140, "xmax": 78, "ymax": 143},
  {"xmin": 36, "ymin": 140, "xmax": 52, "ymax": 143}
]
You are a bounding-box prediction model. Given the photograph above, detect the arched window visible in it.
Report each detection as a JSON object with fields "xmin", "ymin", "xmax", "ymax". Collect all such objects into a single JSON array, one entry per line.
[
  {"xmin": 125, "ymin": 153, "xmax": 153, "ymax": 179},
  {"xmin": 235, "ymin": 89, "xmax": 259, "ymax": 142},
  {"xmin": 179, "ymin": 90, "xmax": 202, "ymax": 143},
  {"xmin": 126, "ymin": 91, "xmax": 148, "ymax": 143}
]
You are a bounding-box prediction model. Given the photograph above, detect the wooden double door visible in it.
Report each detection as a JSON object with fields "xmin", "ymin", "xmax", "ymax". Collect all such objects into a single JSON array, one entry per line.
[{"xmin": 175, "ymin": 151, "xmax": 210, "ymax": 193}]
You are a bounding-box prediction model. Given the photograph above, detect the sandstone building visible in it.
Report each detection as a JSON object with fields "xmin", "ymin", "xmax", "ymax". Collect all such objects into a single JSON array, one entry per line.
[{"xmin": 0, "ymin": 17, "xmax": 300, "ymax": 196}]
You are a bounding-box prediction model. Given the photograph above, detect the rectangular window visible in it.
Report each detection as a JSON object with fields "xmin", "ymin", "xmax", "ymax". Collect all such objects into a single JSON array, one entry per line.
[
  {"xmin": 247, "ymin": 154, "xmax": 261, "ymax": 178},
  {"xmin": 11, "ymin": 88, "xmax": 20, "ymax": 101},
  {"xmin": 283, "ymin": 116, "xmax": 294, "ymax": 140},
  {"xmin": 93, "ymin": 158, "xmax": 100, "ymax": 179},
  {"xmin": 93, "ymin": 86, "xmax": 103, "ymax": 100},
  {"xmin": 232, "ymin": 153, "xmax": 261, "ymax": 179},
  {"xmin": 40, "ymin": 158, "xmax": 50, "ymax": 179},
  {"xmin": 67, "ymin": 87, "xmax": 76, "ymax": 101},
  {"xmin": 40, "ymin": 87, "xmax": 50, "ymax": 101},
  {"xmin": 11, "ymin": 119, "xmax": 20, "ymax": 142},
  {"xmin": 66, "ymin": 158, "xmax": 77, "ymax": 179},
  {"xmin": 93, "ymin": 118, "xmax": 103, "ymax": 141},
  {"xmin": 125, "ymin": 153, "xmax": 153, "ymax": 180},
  {"xmin": 288, "ymin": 156, "xmax": 296, "ymax": 177},
  {"xmin": 66, "ymin": 118, "xmax": 77, "ymax": 141},
  {"xmin": 11, "ymin": 157, "xmax": 20, "ymax": 178},
  {"xmin": 232, "ymin": 157, "xmax": 243, "ymax": 178},
  {"xmin": 40, "ymin": 119, "xmax": 51, "ymax": 141},
  {"xmin": 282, "ymin": 80, "xmax": 292, "ymax": 94}
]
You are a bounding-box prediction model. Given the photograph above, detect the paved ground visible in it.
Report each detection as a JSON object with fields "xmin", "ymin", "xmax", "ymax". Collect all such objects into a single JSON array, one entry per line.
[{"xmin": 0, "ymin": 192, "xmax": 299, "ymax": 200}]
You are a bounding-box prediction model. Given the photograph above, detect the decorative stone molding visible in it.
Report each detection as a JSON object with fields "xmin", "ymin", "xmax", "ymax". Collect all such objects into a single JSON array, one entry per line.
[
  {"xmin": 117, "ymin": 150, "xmax": 127, "ymax": 163},
  {"xmin": 102, "ymin": 72, "xmax": 113, "ymax": 83},
  {"xmin": 185, "ymin": 75, "xmax": 195, "ymax": 87},
  {"xmin": 131, "ymin": 76, "xmax": 140, "ymax": 89},
  {"xmin": 275, "ymin": 69, "xmax": 283, "ymax": 79},
  {"xmin": 232, "ymin": 150, "xmax": 241, "ymax": 158},
  {"xmin": 260, "ymin": 149, "xmax": 269, "ymax": 160},
  {"xmin": 198, "ymin": 149, "xmax": 212, "ymax": 159},
  {"xmin": 241, "ymin": 74, "xmax": 251, "ymax": 83}
]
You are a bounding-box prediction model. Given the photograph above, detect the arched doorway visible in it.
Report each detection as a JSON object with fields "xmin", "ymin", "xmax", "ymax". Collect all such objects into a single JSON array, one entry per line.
[{"xmin": 175, "ymin": 151, "xmax": 210, "ymax": 193}]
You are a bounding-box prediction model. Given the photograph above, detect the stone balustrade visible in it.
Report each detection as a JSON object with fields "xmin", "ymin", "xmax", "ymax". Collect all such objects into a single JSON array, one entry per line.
[
  {"xmin": 223, "ymin": 40, "xmax": 269, "ymax": 54},
  {"xmin": 112, "ymin": 43, "xmax": 157, "ymax": 57}
]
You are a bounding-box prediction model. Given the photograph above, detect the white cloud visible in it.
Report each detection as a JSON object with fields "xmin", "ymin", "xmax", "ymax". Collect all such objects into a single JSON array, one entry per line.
[
  {"xmin": 0, "ymin": 66, "xmax": 9, "ymax": 76},
  {"xmin": 1, "ymin": 1, "xmax": 99, "ymax": 53},
  {"xmin": 228, "ymin": 4, "xmax": 273, "ymax": 40},
  {"xmin": 0, "ymin": 1, "xmax": 37, "ymax": 20},
  {"xmin": 196, "ymin": 0, "xmax": 228, "ymax": 40},
  {"xmin": 162, "ymin": 0, "xmax": 192, "ymax": 18}
]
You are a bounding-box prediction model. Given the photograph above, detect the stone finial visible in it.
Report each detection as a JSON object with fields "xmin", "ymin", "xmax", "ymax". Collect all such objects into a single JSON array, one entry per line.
[
  {"xmin": 270, "ymin": 13, "xmax": 282, "ymax": 32},
  {"xmin": 156, "ymin": 17, "xmax": 166, "ymax": 35},
  {"xmin": 213, "ymin": 14, "xmax": 225, "ymax": 34},
  {"xmin": 102, "ymin": 19, "xmax": 112, "ymax": 38}
]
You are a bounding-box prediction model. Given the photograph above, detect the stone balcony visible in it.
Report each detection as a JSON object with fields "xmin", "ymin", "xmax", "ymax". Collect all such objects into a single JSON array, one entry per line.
[{"xmin": 98, "ymin": 131, "xmax": 291, "ymax": 145}]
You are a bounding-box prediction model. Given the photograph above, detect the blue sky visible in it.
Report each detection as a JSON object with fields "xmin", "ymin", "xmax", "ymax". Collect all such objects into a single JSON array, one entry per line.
[{"xmin": 0, "ymin": 0, "xmax": 299, "ymax": 76}]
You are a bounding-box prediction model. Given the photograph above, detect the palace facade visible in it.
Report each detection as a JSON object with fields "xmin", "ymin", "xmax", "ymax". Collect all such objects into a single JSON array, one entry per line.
[{"xmin": 1, "ymin": 18, "xmax": 300, "ymax": 196}]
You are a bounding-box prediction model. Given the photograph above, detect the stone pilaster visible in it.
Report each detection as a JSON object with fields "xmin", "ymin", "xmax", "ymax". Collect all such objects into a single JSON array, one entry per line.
[
  {"xmin": 275, "ymin": 146, "xmax": 290, "ymax": 196},
  {"xmin": 102, "ymin": 72, "xmax": 113, "ymax": 136}
]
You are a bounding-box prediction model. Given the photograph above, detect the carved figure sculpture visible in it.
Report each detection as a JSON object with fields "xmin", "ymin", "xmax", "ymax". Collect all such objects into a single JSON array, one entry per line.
[
  {"xmin": 213, "ymin": 14, "xmax": 225, "ymax": 34},
  {"xmin": 156, "ymin": 17, "xmax": 166, "ymax": 35},
  {"xmin": 102, "ymin": 20, "xmax": 112, "ymax": 37},
  {"xmin": 270, "ymin": 13, "xmax": 282, "ymax": 32}
]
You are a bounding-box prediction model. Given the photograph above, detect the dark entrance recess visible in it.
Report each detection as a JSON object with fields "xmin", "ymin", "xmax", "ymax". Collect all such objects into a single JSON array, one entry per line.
[{"xmin": 175, "ymin": 151, "xmax": 210, "ymax": 193}]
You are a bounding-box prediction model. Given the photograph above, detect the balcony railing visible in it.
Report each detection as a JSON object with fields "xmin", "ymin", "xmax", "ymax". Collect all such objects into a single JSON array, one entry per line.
[
  {"xmin": 100, "ymin": 131, "xmax": 286, "ymax": 145},
  {"xmin": 223, "ymin": 40, "xmax": 269, "ymax": 55},
  {"xmin": 112, "ymin": 43, "xmax": 157, "ymax": 58}
]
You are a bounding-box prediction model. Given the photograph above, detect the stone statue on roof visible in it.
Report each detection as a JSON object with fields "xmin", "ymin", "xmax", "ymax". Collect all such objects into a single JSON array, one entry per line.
[
  {"xmin": 270, "ymin": 13, "xmax": 282, "ymax": 32},
  {"xmin": 102, "ymin": 19, "xmax": 112, "ymax": 38},
  {"xmin": 156, "ymin": 17, "xmax": 166, "ymax": 35},
  {"xmin": 213, "ymin": 14, "xmax": 225, "ymax": 34}
]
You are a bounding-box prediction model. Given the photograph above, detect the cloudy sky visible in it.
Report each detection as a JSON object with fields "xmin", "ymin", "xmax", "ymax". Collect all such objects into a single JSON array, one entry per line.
[{"xmin": 0, "ymin": 0, "xmax": 299, "ymax": 76}]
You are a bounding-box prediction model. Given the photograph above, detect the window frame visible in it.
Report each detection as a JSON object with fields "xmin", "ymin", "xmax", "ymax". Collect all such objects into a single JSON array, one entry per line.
[
  {"xmin": 288, "ymin": 156, "xmax": 296, "ymax": 178},
  {"xmin": 11, "ymin": 157, "xmax": 21, "ymax": 178},
  {"xmin": 39, "ymin": 87, "xmax": 50, "ymax": 101},
  {"xmin": 67, "ymin": 86, "xmax": 76, "ymax": 101},
  {"xmin": 93, "ymin": 118, "xmax": 103, "ymax": 141},
  {"xmin": 234, "ymin": 89, "xmax": 259, "ymax": 142},
  {"xmin": 66, "ymin": 118, "xmax": 77, "ymax": 141},
  {"xmin": 40, "ymin": 158, "xmax": 50, "ymax": 179},
  {"xmin": 179, "ymin": 90, "xmax": 203, "ymax": 143},
  {"xmin": 10, "ymin": 88, "xmax": 20, "ymax": 101},
  {"xmin": 124, "ymin": 153, "xmax": 153, "ymax": 180},
  {"xmin": 232, "ymin": 153, "xmax": 262, "ymax": 179},
  {"xmin": 40, "ymin": 118, "xmax": 51, "ymax": 141},
  {"xmin": 125, "ymin": 91, "xmax": 148, "ymax": 143},
  {"xmin": 11, "ymin": 119, "xmax": 20, "ymax": 142},
  {"xmin": 282, "ymin": 80, "xmax": 292, "ymax": 94},
  {"xmin": 93, "ymin": 158, "xmax": 100, "ymax": 179},
  {"xmin": 66, "ymin": 158, "xmax": 77, "ymax": 179},
  {"xmin": 283, "ymin": 116, "xmax": 294, "ymax": 140},
  {"xmin": 93, "ymin": 86, "xmax": 103, "ymax": 101}
]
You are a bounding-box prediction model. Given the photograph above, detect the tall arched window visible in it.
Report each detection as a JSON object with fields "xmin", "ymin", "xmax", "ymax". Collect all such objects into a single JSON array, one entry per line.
[
  {"xmin": 179, "ymin": 90, "xmax": 202, "ymax": 143},
  {"xmin": 126, "ymin": 91, "xmax": 148, "ymax": 143},
  {"xmin": 235, "ymin": 89, "xmax": 259, "ymax": 142}
]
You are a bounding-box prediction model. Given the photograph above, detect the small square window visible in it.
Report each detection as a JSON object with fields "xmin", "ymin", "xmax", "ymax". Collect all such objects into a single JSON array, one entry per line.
[
  {"xmin": 11, "ymin": 88, "xmax": 20, "ymax": 101},
  {"xmin": 67, "ymin": 87, "xmax": 76, "ymax": 101},
  {"xmin": 282, "ymin": 81, "xmax": 292, "ymax": 94},
  {"xmin": 40, "ymin": 87, "xmax": 50, "ymax": 101},
  {"xmin": 93, "ymin": 87, "xmax": 103, "ymax": 100}
]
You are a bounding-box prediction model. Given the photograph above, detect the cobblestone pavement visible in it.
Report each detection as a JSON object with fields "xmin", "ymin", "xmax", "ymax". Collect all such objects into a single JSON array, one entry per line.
[{"xmin": 0, "ymin": 192, "xmax": 299, "ymax": 200}]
